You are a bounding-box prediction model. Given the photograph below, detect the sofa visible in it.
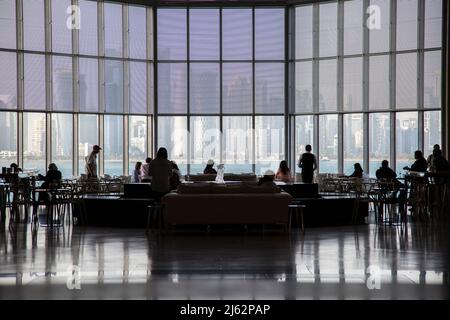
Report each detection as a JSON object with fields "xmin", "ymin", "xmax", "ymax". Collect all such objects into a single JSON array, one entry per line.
[
  {"xmin": 186, "ymin": 173, "xmax": 257, "ymax": 182},
  {"xmin": 161, "ymin": 182, "xmax": 293, "ymax": 227}
]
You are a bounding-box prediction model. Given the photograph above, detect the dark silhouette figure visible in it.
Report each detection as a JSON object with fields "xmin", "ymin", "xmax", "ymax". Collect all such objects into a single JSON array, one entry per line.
[{"xmin": 298, "ymin": 145, "xmax": 317, "ymax": 183}]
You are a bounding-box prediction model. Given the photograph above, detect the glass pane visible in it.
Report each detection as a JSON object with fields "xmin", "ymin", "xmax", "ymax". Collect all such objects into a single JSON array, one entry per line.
[
  {"xmin": 344, "ymin": 0, "xmax": 363, "ymax": 55},
  {"xmin": 129, "ymin": 6, "xmax": 147, "ymax": 59},
  {"xmin": 24, "ymin": 54, "xmax": 46, "ymax": 110},
  {"xmin": 222, "ymin": 63, "xmax": 252, "ymax": 114},
  {"xmin": 343, "ymin": 57, "xmax": 363, "ymax": 111},
  {"xmin": 52, "ymin": 56, "xmax": 73, "ymax": 111},
  {"xmin": 396, "ymin": 112, "xmax": 418, "ymax": 174},
  {"xmin": 369, "ymin": 113, "xmax": 390, "ymax": 176},
  {"xmin": 223, "ymin": 116, "xmax": 253, "ymax": 173},
  {"xmin": 23, "ymin": 0, "xmax": 45, "ymax": 51},
  {"xmin": 104, "ymin": 115, "xmax": 123, "ymax": 176},
  {"xmin": 222, "ymin": 9, "xmax": 252, "ymax": 61},
  {"xmin": 396, "ymin": 53, "xmax": 417, "ymax": 109},
  {"xmin": 255, "ymin": 116, "xmax": 284, "ymax": 175},
  {"xmin": 78, "ymin": 114, "xmax": 98, "ymax": 174},
  {"xmin": 105, "ymin": 59, "xmax": 123, "ymax": 113},
  {"xmin": 52, "ymin": 0, "xmax": 72, "ymax": 54},
  {"xmin": 295, "ymin": 6, "xmax": 313, "ymax": 59},
  {"xmin": 0, "ymin": 112, "xmax": 17, "ymax": 168},
  {"xmin": 295, "ymin": 61, "xmax": 313, "ymax": 113},
  {"xmin": 190, "ymin": 63, "xmax": 220, "ymax": 114},
  {"xmin": 0, "ymin": 0, "xmax": 16, "ymax": 49},
  {"xmin": 104, "ymin": 3, "xmax": 122, "ymax": 57},
  {"xmin": 130, "ymin": 61, "xmax": 147, "ymax": 114},
  {"xmin": 369, "ymin": 0, "xmax": 390, "ymax": 53},
  {"xmin": 157, "ymin": 116, "xmax": 188, "ymax": 174},
  {"xmin": 255, "ymin": 8, "xmax": 284, "ymax": 61},
  {"xmin": 157, "ymin": 63, "xmax": 187, "ymax": 114},
  {"xmin": 319, "ymin": 2, "xmax": 338, "ymax": 57},
  {"xmin": 0, "ymin": 52, "xmax": 17, "ymax": 109},
  {"xmin": 424, "ymin": 111, "xmax": 441, "ymax": 156},
  {"xmin": 319, "ymin": 59, "xmax": 337, "ymax": 112},
  {"xmin": 190, "ymin": 116, "xmax": 220, "ymax": 175},
  {"xmin": 369, "ymin": 55, "xmax": 390, "ymax": 110},
  {"xmin": 157, "ymin": 9, "xmax": 187, "ymax": 60},
  {"xmin": 79, "ymin": 0, "xmax": 98, "ymax": 56},
  {"xmin": 255, "ymin": 63, "xmax": 284, "ymax": 114},
  {"xmin": 344, "ymin": 114, "xmax": 363, "ymax": 174},
  {"xmin": 23, "ymin": 112, "xmax": 46, "ymax": 174},
  {"xmin": 129, "ymin": 116, "xmax": 147, "ymax": 173},
  {"xmin": 295, "ymin": 115, "xmax": 314, "ymax": 174},
  {"xmin": 396, "ymin": 0, "xmax": 418, "ymax": 51},
  {"xmin": 424, "ymin": 50, "xmax": 441, "ymax": 109},
  {"xmin": 79, "ymin": 58, "xmax": 98, "ymax": 112},
  {"xmin": 425, "ymin": 0, "xmax": 442, "ymax": 48},
  {"xmin": 319, "ymin": 114, "xmax": 338, "ymax": 173},
  {"xmin": 51, "ymin": 113, "xmax": 73, "ymax": 177},
  {"xmin": 189, "ymin": 9, "xmax": 219, "ymax": 61}
]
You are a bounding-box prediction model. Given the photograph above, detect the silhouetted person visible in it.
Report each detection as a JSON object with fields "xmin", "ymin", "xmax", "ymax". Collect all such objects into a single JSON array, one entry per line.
[
  {"xmin": 170, "ymin": 161, "xmax": 182, "ymax": 190},
  {"xmin": 258, "ymin": 170, "xmax": 276, "ymax": 187},
  {"xmin": 376, "ymin": 160, "xmax": 397, "ymax": 180},
  {"xmin": 10, "ymin": 163, "xmax": 22, "ymax": 173},
  {"xmin": 427, "ymin": 144, "xmax": 441, "ymax": 170},
  {"xmin": 37, "ymin": 163, "xmax": 62, "ymax": 202},
  {"xmin": 132, "ymin": 162, "xmax": 142, "ymax": 183},
  {"xmin": 148, "ymin": 148, "xmax": 173, "ymax": 202},
  {"xmin": 141, "ymin": 157, "xmax": 152, "ymax": 182},
  {"xmin": 85, "ymin": 145, "xmax": 101, "ymax": 178},
  {"xmin": 298, "ymin": 145, "xmax": 317, "ymax": 183},
  {"xmin": 275, "ymin": 160, "xmax": 293, "ymax": 183},
  {"xmin": 431, "ymin": 149, "xmax": 450, "ymax": 173},
  {"xmin": 203, "ymin": 159, "xmax": 217, "ymax": 174},
  {"xmin": 347, "ymin": 163, "xmax": 363, "ymax": 178},
  {"xmin": 403, "ymin": 150, "xmax": 428, "ymax": 173}
]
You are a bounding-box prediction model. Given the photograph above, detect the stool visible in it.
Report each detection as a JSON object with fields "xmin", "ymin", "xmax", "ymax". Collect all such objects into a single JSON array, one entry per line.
[
  {"xmin": 146, "ymin": 203, "xmax": 163, "ymax": 234},
  {"xmin": 288, "ymin": 204, "xmax": 306, "ymax": 234}
]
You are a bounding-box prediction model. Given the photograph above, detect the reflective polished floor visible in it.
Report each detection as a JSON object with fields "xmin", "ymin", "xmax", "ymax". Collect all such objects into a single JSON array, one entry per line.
[{"xmin": 1, "ymin": 215, "xmax": 450, "ymax": 299}]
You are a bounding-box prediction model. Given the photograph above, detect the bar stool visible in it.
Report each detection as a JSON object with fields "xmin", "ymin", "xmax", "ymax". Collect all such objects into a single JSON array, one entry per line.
[
  {"xmin": 146, "ymin": 202, "xmax": 163, "ymax": 234},
  {"xmin": 288, "ymin": 204, "xmax": 306, "ymax": 234}
]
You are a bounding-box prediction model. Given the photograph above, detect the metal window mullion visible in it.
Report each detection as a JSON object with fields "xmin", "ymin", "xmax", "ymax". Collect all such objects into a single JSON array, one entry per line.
[
  {"xmin": 124, "ymin": 115, "xmax": 129, "ymax": 175},
  {"xmin": 153, "ymin": 8, "xmax": 158, "ymax": 157},
  {"xmin": 252, "ymin": 7, "xmax": 256, "ymax": 174},
  {"xmin": 219, "ymin": 7, "xmax": 223, "ymax": 166},
  {"xmin": 390, "ymin": 0, "xmax": 397, "ymax": 168},
  {"xmin": 16, "ymin": 0, "xmax": 24, "ymax": 115},
  {"xmin": 99, "ymin": 114, "xmax": 104, "ymax": 176},
  {"xmin": 17, "ymin": 112, "xmax": 23, "ymax": 169},
  {"xmin": 186, "ymin": 8, "xmax": 190, "ymax": 175},
  {"xmin": 418, "ymin": 0, "xmax": 425, "ymax": 151},
  {"xmin": 73, "ymin": 114, "xmax": 79, "ymax": 176},
  {"xmin": 312, "ymin": 3, "xmax": 319, "ymax": 172},
  {"xmin": 286, "ymin": 6, "xmax": 294, "ymax": 173},
  {"xmin": 46, "ymin": 113, "xmax": 51, "ymax": 170},
  {"xmin": 363, "ymin": 0, "xmax": 370, "ymax": 173},
  {"xmin": 337, "ymin": 0, "xmax": 344, "ymax": 174}
]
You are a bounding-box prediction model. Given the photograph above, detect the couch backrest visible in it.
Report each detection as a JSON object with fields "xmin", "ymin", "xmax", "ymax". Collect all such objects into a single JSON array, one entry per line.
[{"xmin": 177, "ymin": 181, "xmax": 280, "ymax": 194}]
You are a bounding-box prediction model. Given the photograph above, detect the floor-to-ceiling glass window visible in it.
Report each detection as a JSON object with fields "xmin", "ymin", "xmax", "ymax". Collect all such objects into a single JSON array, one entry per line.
[{"xmin": 294, "ymin": 0, "xmax": 443, "ymax": 176}]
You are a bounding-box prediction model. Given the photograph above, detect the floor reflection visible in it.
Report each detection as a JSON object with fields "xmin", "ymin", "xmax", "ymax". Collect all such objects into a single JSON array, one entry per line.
[{"xmin": 0, "ymin": 218, "xmax": 449, "ymax": 299}]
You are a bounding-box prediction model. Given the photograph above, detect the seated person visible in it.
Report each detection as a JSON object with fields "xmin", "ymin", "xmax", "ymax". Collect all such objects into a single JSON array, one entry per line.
[
  {"xmin": 141, "ymin": 157, "xmax": 152, "ymax": 182},
  {"xmin": 376, "ymin": 160, "xmax": 397, "ymax": 181},
  {"xmin": 347, "ymin": 163, "xmax": 363, "ymax": 178},
  {"xmin": 132, "ymin": 161, "xmax": 142, "ymax": 183},
  {"xmin": 10, "ymin": 163, "xmax": 22, "ymax": 173},
  {"xmin": 37, "ymin": 163, "xmax": 62, "ymax": 202},
  {"xmin": 258, "ymin": 170, "xmax": 276, "ymax": 187},
  {"xmin": 275, "ymin": 160, "xmax": 293, "ymax": 183},
  {"xmin": 403, "ymin": 150, "xmax": 428, "ymax": 173},
  {"xmin": 203, "ymin": 159, "xmax": 217, "ymax": 174},
  {"xmin": 170, "ymin": 161, "xmax": 181, "ymax": 190}
]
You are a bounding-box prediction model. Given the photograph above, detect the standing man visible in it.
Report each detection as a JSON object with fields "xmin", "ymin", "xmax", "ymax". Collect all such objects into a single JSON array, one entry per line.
[
  {"xmin": 298, "ymin": 145, "xmax": 317, "ymax": 183},
  {"xmin": 85, "ymin": 145, "xmax": 101, "ymax": 178}
]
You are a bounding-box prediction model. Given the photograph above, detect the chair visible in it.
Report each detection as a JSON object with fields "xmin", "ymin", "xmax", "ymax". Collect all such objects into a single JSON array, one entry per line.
[
  {"xmin": 288, "ymin": 203, "xmax": 306, "ymax": 234},
  {"xmin": 146, "ymin": 202, "xmax": 163, "ymax": 234}
]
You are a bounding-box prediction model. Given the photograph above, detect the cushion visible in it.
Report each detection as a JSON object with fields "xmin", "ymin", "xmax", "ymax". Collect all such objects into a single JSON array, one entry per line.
[
  {"xmin": 177, "ymin": 183, "xmax": 211, "ymax": 194},
  {"xmin": 242, "ymin": 181, "xmax": 279, "ymax": 193}
]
